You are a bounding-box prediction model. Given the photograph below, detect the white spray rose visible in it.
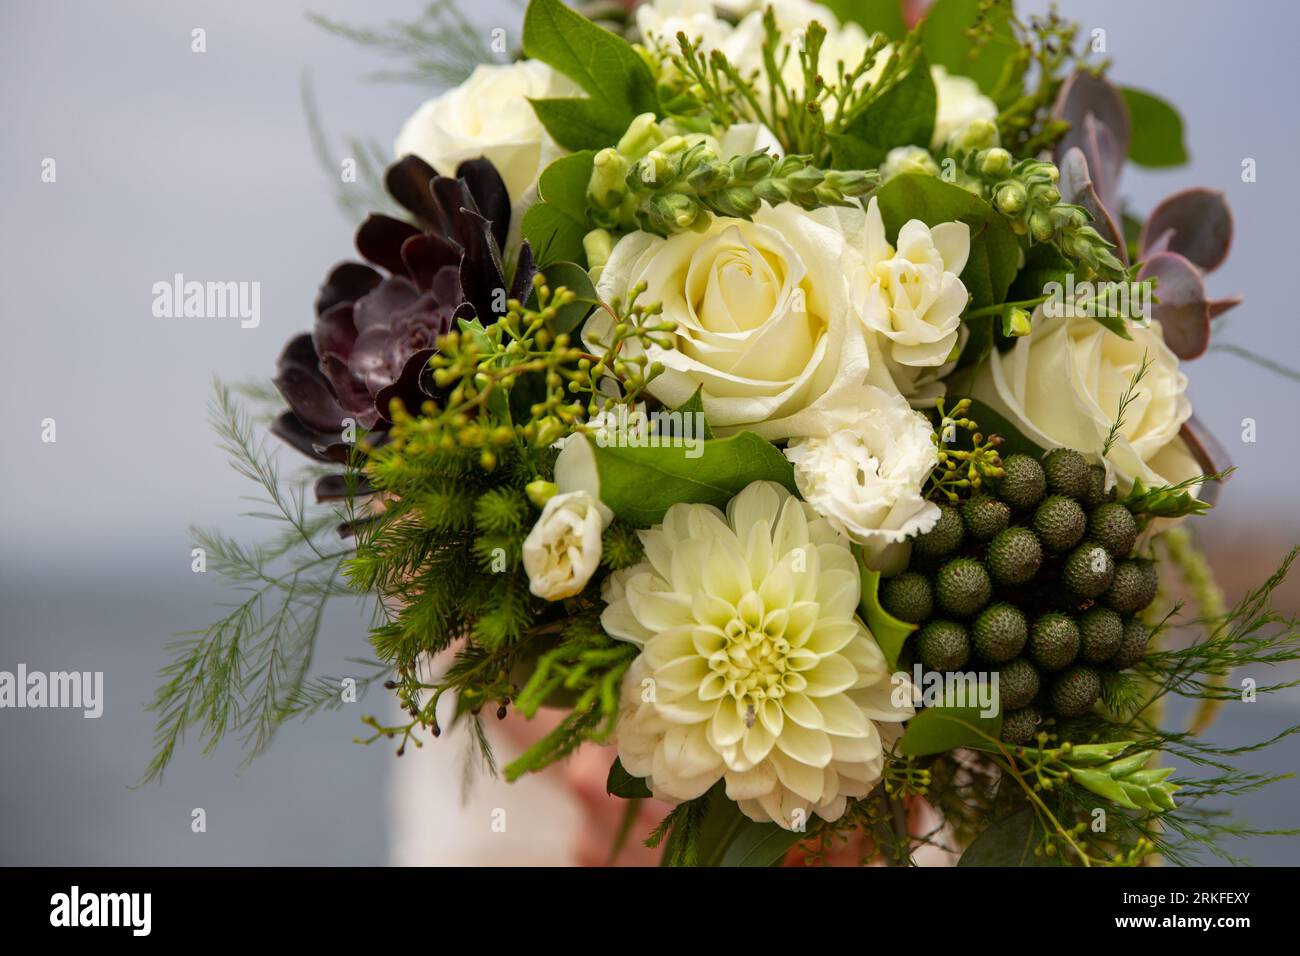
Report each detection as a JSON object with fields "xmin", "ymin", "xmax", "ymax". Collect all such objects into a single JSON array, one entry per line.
[
  {"xmin": 968, "ymin": 308, "xmax": 1201, "ymax": 491},
  {"xmin": 930, "ymin": 65, "xmax": 999, "ymax": 149},
  {"xmin": 522, "ymin": 490, "xmax": 613, "ymax": 601},
  {"xmin": 393, "ymin": 60, "xmax": 579, "ymax": 202},
  {"xmin": 589, "ymin": 203, "xmax": 872, "ymax": 440},
  {"xmin": 607, "ymin": 480, "xmax": 915, "ymax": 828},
  {"xmin": 852, "ymin": 196, "xmax": 971, "ymax": 375},
  {"xmin": 784, "ymin": 385, "xmax": 940, "ymax": 566}
]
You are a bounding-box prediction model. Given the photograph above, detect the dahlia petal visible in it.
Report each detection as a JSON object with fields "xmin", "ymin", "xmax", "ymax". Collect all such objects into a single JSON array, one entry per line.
[
  {"xmin": 802, "ymin": 653, "xmax": 858, "ymax": 697},
  {"xmin": 724, "ymin": 763, "xmax": 778, "ymax": 801},
  {"xmin": 709, "ymin": 702, "xmax": 746, "ymax": 749},
  {"xmin": 774, "ymin": 720, "xmax": 833, "ymax": 768},
  {"xmin": 769, "ymin": 747, "xmax": 826, "ymax": 804},
  {"xmin": 814, "ymin": 693, "xmax": 871, "ymax": 737},
  {"xmin": 803, "ymin": 620, "xmax": 859, "ymax": 656},
  {"xmin": 781, "ymin": 692, "xmax": 825, "ymax": 730}
]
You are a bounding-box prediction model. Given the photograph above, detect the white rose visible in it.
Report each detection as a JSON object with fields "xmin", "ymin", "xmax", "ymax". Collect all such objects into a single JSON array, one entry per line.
[
  {"xmin": 393, "ymin": 60, "xmax": 579, "ymax": 203},
  {"xmin": 784, "ymin": 385, "xmax": 940, "ymax": 565},
  {"xmin": 930, "ymin": 65, "xmax": 998, "ymax": 149},
  {"xmin": 589, "ymin": 203, "xmax": 873, "ymax": 440},
  {"xmin": 852, "ymin": 196, "xmax": 970, "ymax": 373},
  {"xmin": 968, "ymin": 309, "xmax": 1201, "ymax": 491},
  {"xmin": 636, "ymin": 0, "xmax": 733, "ymax": 49},
  {"xmin": 522, "ymin": 490, "xmax": 613, "ymax": 601}
]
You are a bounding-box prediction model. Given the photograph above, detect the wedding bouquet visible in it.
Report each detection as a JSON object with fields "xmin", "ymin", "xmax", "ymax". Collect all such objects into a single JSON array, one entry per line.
[{"xmin": 149, "ymin": 0, "xmax": 1300, "ymax": 866}]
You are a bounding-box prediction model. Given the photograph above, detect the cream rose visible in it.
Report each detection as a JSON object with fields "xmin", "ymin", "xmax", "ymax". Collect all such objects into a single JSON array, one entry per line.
[
  {"xmin": 393, "ymin": 60, "xmax": 579, "ymax": 203},
  {"xmin": 968, "ymin": 309, "xmax": 1201, "ymax": 491},
  {"xmin": 589, "ymin": 204, "xmax": 872, "ymax": 440},
  {"xmin": 784, "ymin": 385, "xmax": 940, "ymax": 562},
  {"xmin": 852, "ymin": 196, "xmax": 971, "ymax": 373},
  {"xmin": 522, "ymin": 490, "xmax": 612, "ymax": 601}
]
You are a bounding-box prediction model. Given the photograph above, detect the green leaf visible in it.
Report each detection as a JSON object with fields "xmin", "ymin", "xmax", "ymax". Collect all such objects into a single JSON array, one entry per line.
[
  {"xmin": 522, "ymin": 151, "xmax": 595, "ymax": 267},
  {"xmin": 819, "ymin": 0, "xmax": 907, "ymax": 40},
  {"xmin": 529, "ymin": 97, "xmax": 634, "ymax": 152},
  {"xmin": 855, "ymin": 549, "xmax": 917, "ymax": 671},
  {"xmin": 873, "ymin": 174, "xmax": 1019, "ymax": 313},
  {"xmin": 943, "ymin": 396, "xmax": 1046, "ymax": 459},
  {"xmin": 1120, "ymin": 88, "xmax": 1188, "ymax": 168},
  {"xmin": 522, "ymin": 0, "xmax": 658, "ymax": 149},
  {"xmin": 673, "ymin": 387, "xmax": 714, "ymax": 440},
  {"xmin": 606, "ymin": 757, "xmax": 653, "ymax": 799},
  {"xmin": 1007, "ymin": 241, "xmax": 1070, "ymax": 303},
  {"xmin": 718, "ymin": 821, "xmax": 804, "ymax": 867},
  {"xmin": 585, "ymin": 431, "xmax": 797, "ymax": 527},
  {"xmin": 830, "ymin": 52, "xmax": 937, "ymax": 168},
  {"xmin": 958, "ymin": 808, "xmax": 1059, "ymax": 866},
  {"xmin": 898, "ymin": 700, "xmax": 1002, "ymax": 756},
  {"xmin": 920, "ymin": 0, "xmax": 1016, "ymax": 96},
  {"xmin": 538, "ymin": 260, "xmax": 597, "ymax": 333}
]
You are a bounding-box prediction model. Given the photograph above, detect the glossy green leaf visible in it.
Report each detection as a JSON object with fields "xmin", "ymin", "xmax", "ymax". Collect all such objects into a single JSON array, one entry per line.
[
  {"xmin": 522, "ymin": 151, "xmax": 595, "ymax": 267},
  {"xmin": 523, "ymin": 0, "xmax": 658, "ymax": 149},
  {"xmin": 898, "ymin": 700, "xmax": 1002, "ymax": 756},
  {"xmin": 585, "ymin": 431, "xmax": 797, "ymax": 527},
  {"xmin": 538, "ymin": 260, "xmax": 598, "ymax": 333},
  {"xmin": 830, "ymin": 53, "xmax": 936, "ymax": 169},
  {"xmin": 606, "ymin": 757, "xmax": 653, "ymax": 799},
  {"xmin": 920, "ymin": 0, "xmax": 1016, "ymax": 96},
  {"xmin": 1121, "ymin": 87, "xmax": 1188, "ymax": 168},
  {"xmin": 958, "ymin": 808, "xmax": 1059, "ymax": 866},
  {"xmin": 819, "ymin": 0, "xmax": 906, "ymax": 40}
]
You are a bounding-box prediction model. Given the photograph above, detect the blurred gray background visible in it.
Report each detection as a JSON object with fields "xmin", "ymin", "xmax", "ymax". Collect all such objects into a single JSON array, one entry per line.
[{"xmin": 1, "ymin": 0, "xmax": 1297, "ymax": 865}]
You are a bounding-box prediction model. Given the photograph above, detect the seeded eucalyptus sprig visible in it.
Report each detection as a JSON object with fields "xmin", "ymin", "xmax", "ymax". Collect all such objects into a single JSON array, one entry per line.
[
  {"xmin": 588, "ymin": 133, "xmax": 875, "ymax": 237},
  {"xmin": 928, "ymin": 398, "xmax": 1006, "ymax": 503}
]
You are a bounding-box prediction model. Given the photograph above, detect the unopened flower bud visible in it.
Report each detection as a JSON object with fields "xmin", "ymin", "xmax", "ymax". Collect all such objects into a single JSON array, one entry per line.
[
  {"xmin": 1001, "ymin": 305, "xmax": 1033, "ymax": 338},
  {"xmin": 994, "ymin": 181, "xmax": 1027, "ymax": 214},
  {"xmin": 979, "ymin": 147, "xmax": 1013, "ymax": 178},
  {"xmin": 588, "ymin": 148, "xmax": 630, "ymax": 209},
  {"xmin": 616, "ymin": 112, "xmax": 666, "ymax": 160}
]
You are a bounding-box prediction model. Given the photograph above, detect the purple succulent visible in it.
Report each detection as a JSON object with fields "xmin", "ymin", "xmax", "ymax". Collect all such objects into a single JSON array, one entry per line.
[
  {"xmin": 1052, "ymin": 70, "xmax": 1240, "ymax": 494},
  {"xmin": 271, "ymin": 154, "xmax": 536, "ymax": 484}
]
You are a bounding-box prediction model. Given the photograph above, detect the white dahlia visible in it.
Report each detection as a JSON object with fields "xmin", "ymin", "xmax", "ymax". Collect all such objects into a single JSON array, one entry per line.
[{"xmin": 605, "ymin": 481, "xmax": 914, "ymax": 829}]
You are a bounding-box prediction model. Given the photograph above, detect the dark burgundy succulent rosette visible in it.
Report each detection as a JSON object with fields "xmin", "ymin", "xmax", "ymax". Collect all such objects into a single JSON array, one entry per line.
[{"xmin": 271, "ymin": 155, "xmax": 536, "ymax": 500}]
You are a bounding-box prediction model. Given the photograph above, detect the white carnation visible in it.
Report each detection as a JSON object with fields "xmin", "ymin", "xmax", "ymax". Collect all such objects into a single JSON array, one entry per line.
[
  {"xmin": 607, "ymin": 481, "xmax": 915, "ymax": 829},
  {"xmin": 783, "ymin": 386, "xmax": 940, "ymax": 561}
]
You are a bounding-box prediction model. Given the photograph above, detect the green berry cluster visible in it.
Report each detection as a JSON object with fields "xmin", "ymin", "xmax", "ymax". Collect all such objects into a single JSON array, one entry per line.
[{"xmin": 884, "ymin": 447, "xmax": 1157, "ymax": 745}]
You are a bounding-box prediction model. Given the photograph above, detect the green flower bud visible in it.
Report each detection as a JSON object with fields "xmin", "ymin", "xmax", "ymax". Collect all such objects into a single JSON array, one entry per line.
[
  {"xmin": 880, "ymin": 145, "xmax": 939, "ymax": 181},
  {"xmin": 525, "ymin": 480, "xmax": 559, "ymax": 508},
  {"xmin": 979, "ymin": 147, "xmax": 1013, "ymax": 178},
  {"xmin": 994, "ymin": 180, "xmax": 1028, "ymax": 215},
  {"xmin": 1002, "ymin": 305, "xmax": 1032, "ymax": 337},
  {"xmin": 589, "ymin": 148, "xmax": 631, "ymax": 210},
  {"xmin": 952, "ymin": 118, "xmax": 999, "ymax": 153},
  {"xmin": 583, "ymin": 228, "xmax": 615, "ymax": 273},
  {"xmin": 615, "ymin": 112, "xmax": 667, "ymax": 160},
  {"xmin": 1029, "ymin": 209, "xmax": 1056, "ymax": 242}
]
